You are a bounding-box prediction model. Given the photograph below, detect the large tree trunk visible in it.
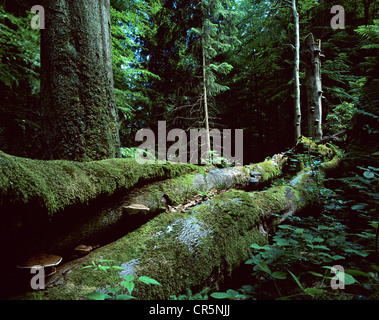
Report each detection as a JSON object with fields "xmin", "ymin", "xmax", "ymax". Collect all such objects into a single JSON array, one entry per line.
[
  {"xmin": 305, "ymin": 33, "xmax": 323, "ymax": 140},
  {"xmin": 40, "ymin": 0, "xmax": 121, "ymax": 161},
  {"xmin": 292, "ymin": 0, "xmax": 301, "ymax": 142}
]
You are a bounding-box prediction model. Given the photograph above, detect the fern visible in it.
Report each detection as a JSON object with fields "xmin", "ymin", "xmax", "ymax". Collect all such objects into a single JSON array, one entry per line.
[{"xmin": 354, "ymin": 20, "xmax": 379, "ymax": 44}]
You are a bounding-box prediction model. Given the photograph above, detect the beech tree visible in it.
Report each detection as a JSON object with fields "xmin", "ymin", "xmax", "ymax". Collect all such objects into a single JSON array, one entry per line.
[{"xmin": 40, "ymin": 0, "xmax": 121, "ymax": 161}]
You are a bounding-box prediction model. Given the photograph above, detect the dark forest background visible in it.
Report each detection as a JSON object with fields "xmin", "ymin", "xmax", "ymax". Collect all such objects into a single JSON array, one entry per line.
[{"xmin": 1, "ymin": 0, "xmax": 377, "ymax": 164}]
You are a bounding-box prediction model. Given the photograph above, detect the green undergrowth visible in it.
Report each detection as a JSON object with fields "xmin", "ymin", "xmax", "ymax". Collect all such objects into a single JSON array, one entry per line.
[
  {"xmin": 209, "ymin": 212, "xmax": 378, "ymax": 300},
  {"xmin": 209, "ymin": 151, "xmax": 378, "ymax": 300},
  {"xmin": 0, "ymin": 150, "xmax": 199, "ymax": 217}
]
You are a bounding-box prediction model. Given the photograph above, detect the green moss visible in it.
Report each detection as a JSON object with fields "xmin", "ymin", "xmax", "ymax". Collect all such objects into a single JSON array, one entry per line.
[
  {"xmin": 298, "ymin": 136, "xmax": 318, "ymax": 150},
  {"xmin": 247, "ymin": 159, "xmax": 282, "ymax": 181},
  {"xmin": 320, "ymin": 146, "xmax": 343, "ymax": 173},
  {"xmin": 320, "ymin": 154, "xmax": 341, "ymax": 172},
  {"xmin": 317, "ymin": 144, "xmax": 333, "ymax": 157},
  {"xmin": 23, "ymin": 189, "xmax": 269, "ymax": 300},
  {"xmin": 159, "ymin": 173, "xmax": 201, "ymax": 205},
  {"xmin": 0, "ymin": 150, "xmax": 199, "ymax": 218},
  {"xmin": 22, "ymin": 180, "xmax": 318, "ymax": 300},
  {"xmin": 11, "ymin": 148, "xmax": 336, "ymax": 300}
]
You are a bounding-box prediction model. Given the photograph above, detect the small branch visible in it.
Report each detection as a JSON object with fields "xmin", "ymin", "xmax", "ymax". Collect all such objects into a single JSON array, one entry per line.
[
  {"xmin": 319, "ymin": 130, "xmax": 346, "ymax": 143},
  {"xmin": 283, "ymin": 44, "xmax": 295, "ymax": 50}
]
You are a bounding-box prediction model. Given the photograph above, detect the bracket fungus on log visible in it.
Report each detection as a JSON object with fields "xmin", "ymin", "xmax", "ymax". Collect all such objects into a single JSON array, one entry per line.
[
  {"xmin": 123, "ymin": 204, "xmax": 150, "ymax": 215},
  {"xmin": 74, "ymin": 244, "xmax": 99, "ymax": 257},
  {"xmin": 16, "ymin": 253, "xmax": 62, "ymax": 277}
]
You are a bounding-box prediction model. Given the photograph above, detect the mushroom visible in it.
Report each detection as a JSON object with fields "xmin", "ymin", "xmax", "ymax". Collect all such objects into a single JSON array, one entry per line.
[
  {"xmin": 74, "ymin": 244, "xmax": 95, "ymax": 257},
  {"xmin": 17, "ymin": 253, "xmax": 62, "ymax": 277},
  {"xmin": 123, "ymin": 203, "xmax": 150, "ymax": 215}
]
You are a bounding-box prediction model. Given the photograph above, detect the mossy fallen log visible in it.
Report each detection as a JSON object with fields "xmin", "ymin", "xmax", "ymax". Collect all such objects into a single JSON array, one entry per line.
[
  {"xmin": 40, "ymin": 154, "xmax": 288, "ymax": 254},
  {"xmin": 0, "ymin": 150, "xmax": 288, "ymax": 265},
  {"xmin": 25, "ymin": 188, "xmax": 290, "ymax": 300},
  {"xmin": 19, "ymin": 150, "xmax": 340, "ymax": 300},
  {"xmin": 0, "ymin": 150, "xmax": 200, "ymax": 266},
  {"xmin": 3, "ymin": 143, "xmax": 338, "ymax": 299},
  {"xmin": 0, "ymin": 150, "xmax": 198, "ymax": 218},
  {"xmin": 0, "ymin": 151, "xmax": 287, "ymax": 219}
]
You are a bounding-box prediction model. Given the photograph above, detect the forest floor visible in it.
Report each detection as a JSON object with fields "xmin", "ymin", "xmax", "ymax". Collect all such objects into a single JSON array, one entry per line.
[
  {"xmin": 3, "ymin": 146, "xmax": 378, "ymax": 301},
  {"xmin": 205, "ymin": 157, "xmax": 379, "ymax": 301}
]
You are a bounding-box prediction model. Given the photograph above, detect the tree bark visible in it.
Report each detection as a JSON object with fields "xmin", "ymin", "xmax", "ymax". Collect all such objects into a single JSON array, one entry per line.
[
  {"xmin": 292, "ymin": 0, "xmax": 301, "ymax": 143},
  {"xmin": 40, "ymin": 0, "xmax": 121, "ymax": 161},
  {"xmin": 202, "ymin": 16, "xmax": 211, "ymax": 160},
  {"xmin": 305, "ymin": 33, "xmax": 323, "ymax": 140}
]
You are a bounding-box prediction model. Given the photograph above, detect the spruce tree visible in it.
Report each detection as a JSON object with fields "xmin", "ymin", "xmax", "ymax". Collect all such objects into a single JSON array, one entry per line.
[
  {"xmin": 40, "ymin": 0, "xmax": 121, "ymax": 161},
  {"xmin": 191, "ymin": 0, "xmax": 240, "ymax": 160}
]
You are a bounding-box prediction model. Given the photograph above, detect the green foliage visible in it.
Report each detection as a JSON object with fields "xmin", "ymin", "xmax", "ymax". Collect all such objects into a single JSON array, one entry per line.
[
  {"xmin": 171, "ymin": 0, "xmax": 242, "ymax": 132},
  {"xmin": 249, "ymin": 221, "xmax": 350, "ymax": 273},
  {"xmin": 83, "ymin": 259, "xmax": 161, "ymax": 300},
  {"xmin": 200, "ymin": 150, "xmax": 235, "ymax": 168},
  {"xmin": 332, "ymin": 164, "xmax": 378, "ymax": 220},
  {"xmin": 170, "ymin": 287, "xmax": 210, "ymax": 300},
  {"xmin": 0, "ymin": 6, "xmax": 40, "ymax": 89},
  {"xmin": 218, "ymin": 154, "xmax": 378, "ymax": 300},
  {"xmin": 211, "ymin": 289, "xmax": 249, "ymax": 300},
  {"xmin": 0, "ymin": 5, "xmax": 41, "ymax": 156},
  {"xmin": 326, "ymin": 102, "xmax": 358, "ymax": 134},
  {"xmin": 120, "ymin": 147, "xmax": 137, "ymax": 159},
  {"xmin": 110, "ymin": 0, "xmax": 160, "ymax": 145},
  {"xmin": 284, "ymin": 270, "xmax": 326, "ymax": 299},
  {"xmin": 243, "ymin": 212, "xmax": 377, "ymax": 299},
  {"xmin": 82, "ymin": 259, "xmax": 126, "ymax": 272},
  {"xmin": 355, "ymin": 20, "xmax": 379, "ymax": 51}
]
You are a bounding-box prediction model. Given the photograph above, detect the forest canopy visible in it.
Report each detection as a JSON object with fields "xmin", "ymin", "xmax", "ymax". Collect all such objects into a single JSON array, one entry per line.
[{"xmin": 0, "ymin": 0, "xmax": 377, "ymax": 162}]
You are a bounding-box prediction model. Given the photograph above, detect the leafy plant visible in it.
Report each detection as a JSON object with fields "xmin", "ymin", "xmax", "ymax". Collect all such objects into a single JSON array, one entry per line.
[
  {"xmin": 201, "ymin": 150, "xmax": 234, "ymax": 168},
  {"xmin": 280, "ymin": 269, "xmax": 325, "ymax": 299},
  {"xmin": 244, "ymin": 208, "xmax": 377, "ymax": 299},
  {"xmin": 120, "ymin": 147, "xmax": 137, "ymax": 159},
  {"xmin": 325, "ymin": 102, "xmax": 358, "ymax": 134},
  {"xmin": 170, "ymin": 287, "xmax": 210, "ymax": 300},
  {"xmin": 82, "ymin": 259, "xmax": 125, "ymax": 272},
  {"xmin": 83, "ymin": 260, "xmax": 161, "ymax": 300},
  {"xmin": 210, "ymin": 289, "xmax": 245, "ymax": 300}
]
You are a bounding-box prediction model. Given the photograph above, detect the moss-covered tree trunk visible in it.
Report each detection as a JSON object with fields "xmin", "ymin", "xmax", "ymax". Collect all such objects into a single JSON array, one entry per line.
[
  {"xmin": 0, "ymin": 149, "xmax": 288, "ymax": 265},
  {"xmin": 40, "ymin": 0, "xmax": 121, "ymax": 161},
  {"xmin": 22, "ymin": 150, "xmax": 340, "ymax": 300},
  {"xmin": 1, "ymin": 140, "xmax": 341, "ymax": 299},
  {"xmin": 41, "ymin": 154, "xmax": 288, "ymax": 254}
]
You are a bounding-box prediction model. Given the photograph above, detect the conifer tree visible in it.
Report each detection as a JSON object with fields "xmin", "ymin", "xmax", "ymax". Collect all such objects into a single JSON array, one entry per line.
[
  {"xmin": 40, "ymin": 0, "xmax": 121, "ymax": 161},
  {"xmin": 191, "ymin": 0, "xmax": 240, "ymax": 160}
]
